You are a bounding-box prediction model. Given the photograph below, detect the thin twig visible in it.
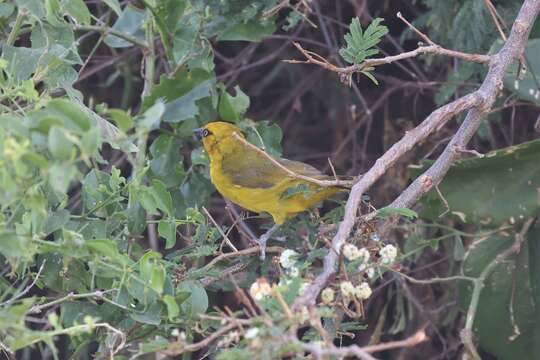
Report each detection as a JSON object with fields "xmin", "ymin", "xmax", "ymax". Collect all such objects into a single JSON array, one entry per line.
[
  {"xmin": 202, "ymin": 206, "xmax": 239, "ymax": 252},
  {"xmin": 204, "ymin": 245, "xmax": 283, "ymax": 269},
  {"xmin": 0, "ymin": 260, "xmax": 46, "ymax": 307},
  {"xmin": 73, "ymin": 25, "xmax": 149, "ymax": 48},
  {"xmin": 232, "ymin": 132, "xmax": 354, "ymax": 187}
]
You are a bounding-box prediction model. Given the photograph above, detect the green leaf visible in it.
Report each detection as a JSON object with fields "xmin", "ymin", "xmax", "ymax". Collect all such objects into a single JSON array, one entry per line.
[
  {"xmin": 244, "ymin": 120, "xmax": 282, "ymax": 156},
  {"xmin": 150, "ymin": 264, "xmax": 165, "ymax": 294},
  {"xmin": 141, "ymin": 68, "xmax": 214, "ymax": 123},
  {"xmin": 377, "ymin": 207, "xmax": 418, "ymax": 219},
  {"xmin": 0, "ymin": 232, "xmax": 30, "ymax": 259},
  {"xmin": 102, "ymin": 0, "xmax": 121, "ymax": 15},
  {"xmin": 104, "ymin": 108, "xmax": 133, "ymax": 132},
  {"xmin": 500, "ymin": 38, "xmax": 540, "ymax": 105},
  {"xmin": 158, "ymin": 219, "xmax": 177, "ymax": 249},
  {"xmin": 86, "ymin": 239, "xmax": 120, "ymax": 259},
  {"xmin": 410, "ymin": 138, "xmax": 540, "ymax": 225},
  {"xmin": 62, "ymin": 0, "xmax": 91, "ymax": 25},
  {"xmin": 1, "ymin": 45, "xmax": 43, "ymax": 84},
  {"xmin": 459, "ymin": 233, "xmax": 537, "ymax": 359},
  {"xmin": 81, "ymin": 127, "xmax": 101, "ymax": 156},
  {"xmin": 149, "ymin": 134, "xmax": 185, "ymax": 187},
  {"xmin": 218, "ymin": 20, "xmax": 276, "ymax": 42},
  {"xmin": 48, "ymin": 126, "xmax": 74, "ymax": 160},
  {"xmin": 177, "ymin": 280, "xmax": 208, "ymax": 318},
  {"xmin": 339, "ymin": 17, "xmax": 388, "ymax": 65},
  {"xmin": 218, "ymin": 85, "xmax": 250, "ymax": 122},
  {"xmin": 130, "ymin": 301, "xmax": 162, "ymax": 325},
  {"xmin": 528, "ymin": 221, "xmax": 540, "ymax": 356},
  {"xmin": 43, "ymin": 209, "xmax": 70, "ymax": 234},
  {"xmin": 162, "ymin": 294, "xmax": 179, "ymax": 321},
  {"xmin": 151, "ymin": 179, "xmax": 173, "ymax": 216},
  {"xmin": 137, "ymin": 100, "xmax": 165, "ymax": 131},
  {"xmin": 104, "ymin": 4, "xmax": 148, "ymax": 48}
]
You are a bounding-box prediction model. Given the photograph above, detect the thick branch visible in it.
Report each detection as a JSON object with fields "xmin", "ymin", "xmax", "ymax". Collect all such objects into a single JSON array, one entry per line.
[{"xmin": 293, "ymin": 0, "xmax": 540, "ymax": 310}]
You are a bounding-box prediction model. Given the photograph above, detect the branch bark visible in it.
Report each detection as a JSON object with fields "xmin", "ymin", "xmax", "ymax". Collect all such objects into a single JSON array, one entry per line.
[{"xmin": 293, "ymin": 0, "xmax": 540, "ymax": 310}]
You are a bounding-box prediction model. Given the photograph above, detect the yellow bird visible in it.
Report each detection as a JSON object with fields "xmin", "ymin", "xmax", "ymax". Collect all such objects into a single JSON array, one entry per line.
[{"xmin": 194, "ymin": 121, "xmax": 350, "ymax": 258}]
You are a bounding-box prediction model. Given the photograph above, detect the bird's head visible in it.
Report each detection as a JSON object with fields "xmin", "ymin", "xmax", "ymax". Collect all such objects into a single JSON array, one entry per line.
[{"xmin": 193, "ymin": 121, "xmax": 244, "ymax": 155}]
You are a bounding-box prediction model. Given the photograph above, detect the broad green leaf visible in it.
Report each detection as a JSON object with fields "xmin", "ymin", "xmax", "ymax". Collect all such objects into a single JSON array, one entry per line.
[
  {"xmin": 459, "ymin": 233, "xmax": 537, "ymax": 359},
  {"xmin": 0, "ymin": 232, "xmax": 30, "ymax": 259},
  {"xmin": 104, "ymin": 108, "xmax": 133, "ymax": 132},
  {"xmin": 244, "ymin": 120, "xmax": 282, "ymax": 157},
  {"xmin": 140, "ymin": 68, "xmax": 214, "ymax": 123},
  {"xmin": 177, "ymin": 280, "xmax": 208, "ymax": 318},
  {"xmin": 218, "ymin": 85, "xmax": 249, "ymax": 122},
  {"xmin": 104, "ymin": 4, "xmax": 148, "ymax": 48},
  {"xmin": 1, "ymin": 45, "xmax": 43, "ymax": 84},
  {"xmin": 102, "ymin": 0, "xmax": 121, "ymax": 15},
  {"xmin": 62, "ymin": 0, "xmax": 91, "ymax": 25},
  {"xmin": 498, "ymin": 39, "xmax": 540, "ymax": 105},
  {"xmin": 528, "ymin": 222, "xmax": 540, "ymax": 356},
  {"xmin": 86, "ymin": 239, "xmax": 120, "ymax": 259},
  {"xmin": 410, "ymin": 138, "xmax": 540, "ymax": 225},
  {"xmin": 151, "ymin": 179, "xmax": 173, "ymax": 216},
  {"xmin": 129, "ymin": 301, "xmax": 162, "ymax": 325},
  {"xmin": 48, "ymin": 126, "xmax": 74, "ymax": 160},
  {"xmin": 42, "ymin": 209, "xmax": 70, "ymax": 234},
  {"xmin": 137, "ymin": 100, "xmax": 165, "ymax": 131},
  {"xmin": 149, "ymin": 134, "xmax": 185, "ymax": 187},
  {"xmin": 81, "ymin": 127, "xmax": 101, "ymax": 156},
  {"xmin": 158, "ymin": 219, "xmax": 177, "ymax": 249},
  {"xmin": 162, "ymin": 294, "xmax": 179, "ymax": 321}
]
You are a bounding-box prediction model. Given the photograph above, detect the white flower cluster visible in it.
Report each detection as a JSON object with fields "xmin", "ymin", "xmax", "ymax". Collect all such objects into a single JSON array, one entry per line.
[
  {"xmin": 342, "ymin": 243, "xmax": 370, "ymax": 263},
  {"xmin": 379, "ymin": 244, "xmax": 398, "ymax": 265},
  {"xmin": 340, "ymin": 281, "xmax": 372, "ymax": 300},
  {"xmin": 280, "ymin": 249, "xmax": 302, "ymax": 277},
  {"xmin": 321, "ymin": 287, "xmax": 335, "ymax": 304},
  {"xmin": 245, "ymin": 327, "xmax": 260, "ymax": 339},
  {"xmin": 249, "ymin": 278, "xmax": 272, "ymax": 301},
  {"xmin": 280, "ymin": 249, "xmax": 299, "ymax": 269}
]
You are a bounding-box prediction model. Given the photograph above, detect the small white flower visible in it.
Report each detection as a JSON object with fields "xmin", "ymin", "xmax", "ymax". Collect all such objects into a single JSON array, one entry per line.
[
  {"xmin": 358, "ymin": 247, "xmax": 370, "ymax": 263},
  {"xmin": 321, "ymin": 287, "xmax": 335, "ymax": 304},
  {"xmin": 288, "ymin": 266, "xmax": 300, "ymax": 277},
  {"xmin": 366, "ymin": 267, "xmax": 376, "ymax": 279},
  {"xmin": 355, "ymin": 282, "xmax": 372, "ymax": 300},
  {"xmin": 245, "ymin": 327, "xmax": 260, "ymax": 339},
  {"xmin": 171, "ymin": 328, "xmax": 180, "ymax": 337},
  {"xmin": 249, "ymin": 278, "xmax": 272, "ymax": 301},
  {"xmin": 379, "ymin": 244, "xmax": 398, "ymax": 265},
  {"xmin": 343, "ymin": 243, "xmax": 360, "ymax": 260},
  {"xmin": 340, "ymin": 281, "xmax": 356, "ymax": 298},
  {"xmin": 280, "ymin": 249, "xmax": 299, "ymax": 269}
]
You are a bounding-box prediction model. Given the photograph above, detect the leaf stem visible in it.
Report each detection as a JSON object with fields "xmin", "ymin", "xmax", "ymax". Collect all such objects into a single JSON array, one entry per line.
[
  {"xmin": 73, "ymin": 25, "xmax": 149, "ymax": 49},
  {"xmin": 6, "ymin": 8, "xmax": 27, "ymax": 46}
]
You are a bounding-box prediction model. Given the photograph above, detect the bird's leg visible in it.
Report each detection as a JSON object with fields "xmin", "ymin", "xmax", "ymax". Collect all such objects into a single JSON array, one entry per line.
[{"xmin": 258, "ymin": 224, "xmax": 280, "ymax": 260}]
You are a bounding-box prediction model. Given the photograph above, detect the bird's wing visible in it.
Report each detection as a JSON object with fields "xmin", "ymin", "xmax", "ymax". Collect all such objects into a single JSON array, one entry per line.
[{"xmin": 220, "ymin": 147, "xmax": 325, "ymax": 189}]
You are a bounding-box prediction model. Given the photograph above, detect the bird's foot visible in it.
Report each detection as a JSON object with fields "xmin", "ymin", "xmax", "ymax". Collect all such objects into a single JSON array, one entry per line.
[{"xmin": 257, "ymin": 224, "xmax": 280, "ymax": 260}]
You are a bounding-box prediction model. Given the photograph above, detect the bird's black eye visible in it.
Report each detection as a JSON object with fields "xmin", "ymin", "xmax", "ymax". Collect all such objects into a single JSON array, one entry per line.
[{"xmin": 202, "ymin": 128, "xmax": 211, "ymax": 137}]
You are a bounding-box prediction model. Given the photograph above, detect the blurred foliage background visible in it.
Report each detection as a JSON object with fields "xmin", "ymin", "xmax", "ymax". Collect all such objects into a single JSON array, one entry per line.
[{"xmin": 0, "ymin": 0, "xmax": 539, "ymax": 359}]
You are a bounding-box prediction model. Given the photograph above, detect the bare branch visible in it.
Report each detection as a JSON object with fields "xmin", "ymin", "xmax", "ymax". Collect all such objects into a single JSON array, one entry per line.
[{"xmin": 293, "ymin": 0, "xmax": 540, "ymax": 311}]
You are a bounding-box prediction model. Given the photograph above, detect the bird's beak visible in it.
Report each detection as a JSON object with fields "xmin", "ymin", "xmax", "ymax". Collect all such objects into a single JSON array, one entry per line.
[{"xmin": 193, "ymin": 128, "xmax": 204, "ymax": 140}]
